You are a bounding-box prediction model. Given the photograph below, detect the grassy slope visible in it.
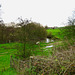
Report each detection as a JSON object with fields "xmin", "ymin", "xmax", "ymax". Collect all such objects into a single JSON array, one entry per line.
[{"xmin": 46, "ymin": 28, "xmax": 64, "ymax": 39}]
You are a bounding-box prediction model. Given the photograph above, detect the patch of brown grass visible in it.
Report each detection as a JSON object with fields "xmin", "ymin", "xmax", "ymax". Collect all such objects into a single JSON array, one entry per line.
[{"xmin": 30, "ymin": 45, "xmax": 75, "ymax": 75}]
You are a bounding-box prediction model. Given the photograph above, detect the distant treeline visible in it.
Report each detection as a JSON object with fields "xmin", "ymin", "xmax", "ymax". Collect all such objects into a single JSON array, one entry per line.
[{"xmin": 0, "ymin": 22, "xmax": 47, "ymax": 44}]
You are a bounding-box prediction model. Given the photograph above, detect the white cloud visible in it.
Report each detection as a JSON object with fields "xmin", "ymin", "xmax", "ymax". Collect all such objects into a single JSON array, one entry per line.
[{"xmin": 0, "ymin": 0, "xmax": 75, "ymax": 27}]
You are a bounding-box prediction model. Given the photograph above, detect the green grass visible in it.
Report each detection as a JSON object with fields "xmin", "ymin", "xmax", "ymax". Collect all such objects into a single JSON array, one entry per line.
[
  {"xmin": 0, "ymin": 41, "xmax": 61, "ymax": 74},
  {"xmin": 46, "ymin": 28, "xmax": 64, "ymax": 39},
  {"xmin": 0, "ymin": 43, "xmax": 17, "ymax": 74},
  {"xmin": 0, "ymin": 42, "xmax": 53, "ymax": 70},
  {"xmin": 15, "ymin": 42, "xmax": 53, "ymax": 58},
  {"xmin": 31, "ymin": 42, "xmax": 53, "ymax": 56},
  {"xmin": 47, "ymin": 29, "xmax": 60, "ymax": 34},
  {"xmin": 0, "ymin": 55, "xmax": 10, "ymax": 71},
  {"xmin": 0, "ymin": 68, "xmax": 17, "ymax": 75}
]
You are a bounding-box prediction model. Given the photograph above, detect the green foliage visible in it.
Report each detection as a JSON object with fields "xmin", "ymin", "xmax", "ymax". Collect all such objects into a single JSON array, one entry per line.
[
  {"xmin": 45, "ymin": 25, "xmax": 48, "ymax": 29},
  {"xmin": 47, "ymin": 32, "xmax": 53, "ymax": 38},
  {"xmin": 16, "ymin": 43, "xmax": 32, "ymax": 58},
  {"xmin": 62, "ymin": 25, "xmax": 75, "ymax": 39},
  {"xmin": 0, "ymin": 25, "xmax": 17, "ymax": 43},
  {"xmin": 15, "ymin": 42, "xmax": 53, "ymax": 59},
  {"xmin": 0, "ymin": 24, "xmax": 5, "ymax": 43},
  {"xmin": 17, "ymin": 22, "xmax": 47, "ymax": 58},
  {"xmin": 21, "ymin": 22, "xmax": 47, "ymax": 43}
]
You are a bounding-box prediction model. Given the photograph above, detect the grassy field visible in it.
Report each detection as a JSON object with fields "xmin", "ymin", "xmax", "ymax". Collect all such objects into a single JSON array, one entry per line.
[
  {"xmin": 0, "ymin": 43, "xmax": 18, "ymax": 74},
  {"xmin": 0, "ymin": 42, "xmax": 55, "ymax": 74},
  {"xmin": 46, "ymin": 28, "xmax": 64, "ymax": 39}
]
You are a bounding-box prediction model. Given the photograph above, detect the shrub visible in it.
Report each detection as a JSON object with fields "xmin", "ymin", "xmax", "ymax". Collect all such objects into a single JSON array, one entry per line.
[
  {"xmin": 17, "ymin": 21, "xmax": 47, "ymax": 58},
  {"xmin": 25, "ymin": 22, "xmax": 47, "ymax": 43},
  {"xmin": 47, "ymin": 32, "xmax": 53, "ymax": 38},
  {"xmin": 62, "ymin": 25, "xmax": 75, "ymax": 39}
]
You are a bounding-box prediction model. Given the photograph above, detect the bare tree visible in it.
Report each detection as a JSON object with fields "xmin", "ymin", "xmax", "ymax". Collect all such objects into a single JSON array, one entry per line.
[
  {"xmin": 68, "ymin": 10, "xmax": 75, "ymax": 25},
  {"xmin": 17, "ymin": 17, "xmax": 31, "ymax": 58},
  {"xmin": 0, "ymin": 4, "xmax": 5, "ymax": 43}
]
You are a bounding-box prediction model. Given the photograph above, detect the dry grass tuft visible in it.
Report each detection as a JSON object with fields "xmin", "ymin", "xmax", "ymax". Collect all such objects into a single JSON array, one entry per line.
[{"xmin": 30, "ymin": 45, "xmax": 75, "ymax": 75}]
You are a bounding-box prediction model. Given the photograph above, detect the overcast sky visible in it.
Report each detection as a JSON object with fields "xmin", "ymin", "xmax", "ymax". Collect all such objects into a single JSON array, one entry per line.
[{"xmin": 0, "ymin": 0, "xmax": 75, "ymax": 27}]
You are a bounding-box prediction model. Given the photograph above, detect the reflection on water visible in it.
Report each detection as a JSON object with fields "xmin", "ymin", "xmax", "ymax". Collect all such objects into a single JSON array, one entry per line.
[
  {"xmin": 45, "ymin": 45, "xmax": 53, "ymax": 48},
  {"xmin": 46, "ymin": 38, "xmax": 50, "ymax": 43},
  {"xmin": 46, "ymin": 38, "xmax": 54, "ymax": 43},
  {"xmin": 45, "ymin": 38, "xmax": 54, "ymax": 50}
]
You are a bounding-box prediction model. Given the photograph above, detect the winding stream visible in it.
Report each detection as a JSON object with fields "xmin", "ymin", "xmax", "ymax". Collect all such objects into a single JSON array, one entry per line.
[{"xmin": 45, "ymin": 38, "xmax": 54, "ymax": 48}]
